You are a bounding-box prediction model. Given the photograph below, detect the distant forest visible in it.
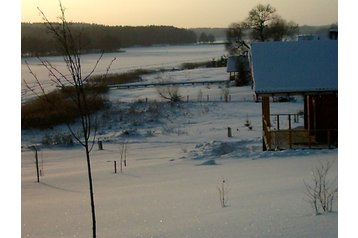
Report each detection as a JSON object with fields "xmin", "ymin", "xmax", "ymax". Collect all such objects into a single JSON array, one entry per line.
[
  {"xmin": 21, "ymin": 22, "xmax": 334, "ymax": 57},
  {"xmin": 21, "ymin": 23, "xmax": 198, "ymax": 56}
]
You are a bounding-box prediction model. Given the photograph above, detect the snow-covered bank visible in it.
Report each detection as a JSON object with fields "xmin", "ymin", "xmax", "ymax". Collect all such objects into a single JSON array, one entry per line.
[
  {"xmin": 22, "ymin": 67, "xmax": 338, "ymax": 237},
  {"xmin": 22, "ymin": 144, "xmax": 337, "ymax": 238}
]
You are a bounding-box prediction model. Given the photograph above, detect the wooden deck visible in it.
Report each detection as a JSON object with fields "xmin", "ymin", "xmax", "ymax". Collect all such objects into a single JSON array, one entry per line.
[
  {"xmin": 264, "ymin": 129, "xmax": 337, "ymax": 150},
  {"xmin": 262, "ymin": 112, "xmax": 337, "ymax": 150}
]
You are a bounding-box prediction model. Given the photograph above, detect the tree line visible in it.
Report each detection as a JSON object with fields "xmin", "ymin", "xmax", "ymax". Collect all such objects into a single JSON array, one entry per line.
[{"xmin": 21, "ymin": 23, "xmax": 198, "ymax": 56}]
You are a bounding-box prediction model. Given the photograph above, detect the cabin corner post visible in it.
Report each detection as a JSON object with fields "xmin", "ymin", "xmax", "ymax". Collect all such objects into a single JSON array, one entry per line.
[{"xmin": 261, "ymin": 96, "xmax": 271, "ymax": 150}]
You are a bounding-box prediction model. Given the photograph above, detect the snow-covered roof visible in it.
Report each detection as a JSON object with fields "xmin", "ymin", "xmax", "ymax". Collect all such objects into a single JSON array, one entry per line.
[{"xmin": 251, "ymin": 40, "xmax": 338, "ymax": 95}]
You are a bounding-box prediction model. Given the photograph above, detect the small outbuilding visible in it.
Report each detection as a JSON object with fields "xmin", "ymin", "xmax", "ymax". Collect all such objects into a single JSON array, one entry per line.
[
  {"xmin": 251, "ymin": 39, "xmax": 338, "ymax": 150},
  {"xmin": 226, "ymin": 54, "xmax": 251, "ymax": 86}
]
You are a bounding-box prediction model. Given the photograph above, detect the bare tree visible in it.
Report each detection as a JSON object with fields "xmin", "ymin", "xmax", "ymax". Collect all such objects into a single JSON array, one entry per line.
[
  {"xmin": 267, "ymin": 16, "xmax": 299, "ymax": 41},
  {"xmin": 304, "ymin": 160, "xmax": 338, "ymax": 215},
  {"xmin": 23, "ymin": 2, "xmax": 115, "ymax": 237},
  {"xmin": 156, "ymin": 76, "xmax": 182, "ymax": 102},
  {"xmin": 225, "ymin": 23, "xmax": 248, "ymax": 55},
  {"xmin": 226, "ymin": 3, "xmax": 298, "ymax": 45},
  {"xmin": 246, "ymin": 4, "xmax": 277, "ymax": 41}
]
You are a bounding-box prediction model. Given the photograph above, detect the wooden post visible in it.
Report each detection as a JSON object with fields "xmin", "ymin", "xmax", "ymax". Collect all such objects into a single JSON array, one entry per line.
[
  {"xmin": 187, "ymin": 95, "xmax": 189, "ymax": 103},
  {"xmin": 124, "ymin": 144, "xmax": 127, "ymax": 167},
  {"xmin": 114, "ymin": 160, "xmax": 117, "ymax": 174},
  {"xmin": 228, "ymin": 127, "xmax": 232, "ymax": 137},
  {"xmin": 306, "ymin": 95, "xmax": 311, "ymax": 132},
  {"xmin": 276, "ymin": 115, "xmax": 280, "ymax": 130},
  {"xmin": 288, "ymin": 114, "xmax": 292, "ymax": 149},
  {"xmin": 98, "ymin": 139, "xmax": 103, "ymax": 150},
  {"xmin": 262, "ymin": 96, "xmax": 271, "ymax": 150},
  {"xmin": 35, "ymin": 148, "xmax": 40, "ymax": 183},
  {"xmin": 262, "ymin": 97, "xmax": 270, "ymax": 127}
]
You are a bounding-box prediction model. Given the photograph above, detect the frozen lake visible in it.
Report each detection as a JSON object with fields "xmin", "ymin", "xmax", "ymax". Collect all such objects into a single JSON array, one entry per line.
[{"xmin": 21, "ymin": 44, "xmax": 226, "ymax": 100}]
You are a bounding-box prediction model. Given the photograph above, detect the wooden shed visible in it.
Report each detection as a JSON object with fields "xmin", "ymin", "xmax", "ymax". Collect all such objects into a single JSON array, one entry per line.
[
  {"xmin": 226, "ymin": 54, "xmax": 251, "ymax": 85},
  {"xmin": 251, "ymin": 39, "xmax": 338, "ymax": 150}
]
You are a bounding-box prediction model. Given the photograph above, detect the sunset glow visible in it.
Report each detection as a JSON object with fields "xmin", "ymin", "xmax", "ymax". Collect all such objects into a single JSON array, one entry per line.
[{"xmin": 21, "ymin": 0, "xmax": 338, "ymax": 28}]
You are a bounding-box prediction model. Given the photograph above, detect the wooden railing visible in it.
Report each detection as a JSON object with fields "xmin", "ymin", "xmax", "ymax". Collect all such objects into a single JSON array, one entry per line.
[
  {"xmin": 262, "ymin": 113, "xmax": 337, "ymax": 150},
  {"xmin": 268, "ymin": 129, "xmax": 337, "ymax": 150}
]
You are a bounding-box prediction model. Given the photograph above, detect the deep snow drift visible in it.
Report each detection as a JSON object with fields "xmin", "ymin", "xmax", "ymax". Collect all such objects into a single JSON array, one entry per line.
[{"xmin": 21, "ymin": 67, "xmax": 338, "ymax": 238}]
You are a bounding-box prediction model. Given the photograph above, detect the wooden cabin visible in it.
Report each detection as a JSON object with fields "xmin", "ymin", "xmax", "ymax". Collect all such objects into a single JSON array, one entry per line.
[{"xmin": 251, "ymin": 39, "xmax": 338, "ymax": 150}]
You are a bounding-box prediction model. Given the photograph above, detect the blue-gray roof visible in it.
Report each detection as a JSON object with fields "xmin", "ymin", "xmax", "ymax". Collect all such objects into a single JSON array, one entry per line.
[{"xmin": 251, "ymin": 40, "xmax": 338, "ymax": 95}]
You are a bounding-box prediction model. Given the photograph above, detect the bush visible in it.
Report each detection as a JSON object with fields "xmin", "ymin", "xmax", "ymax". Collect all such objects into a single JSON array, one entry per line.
[
  {"xmin": 42, "ymin": 132, "xmax": 74, "ymax": 145},
  {"xmin": 304, "ymin": 160, "xmax": 338, "ymax": 215},
  {"xmin": 157, "ymin": 86, "xmax": 182, "ymax": 102},
  {"xmin": 22, "ymin": 85, "xmax": 108, "ymax": 129},
  {"xmin": 90, "ymin": 69, "xmax": 157, "ymax": 86}
]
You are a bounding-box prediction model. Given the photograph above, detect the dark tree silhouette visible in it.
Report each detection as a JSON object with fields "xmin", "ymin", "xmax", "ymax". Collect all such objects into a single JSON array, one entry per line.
[
  {"xmin": 21, "ymin": 23, "xmax": 197, "ymax": 56},
  {"xmin": 267, "ymin": 16, "xmax": 299, "ymax": 41},
  {"xmin": 246, "ymin": 4, "xmax": 277, "ymax": 41},
  {"xmin": 226, "ymin": 3, "xmax": 298, "ymax": 47}
]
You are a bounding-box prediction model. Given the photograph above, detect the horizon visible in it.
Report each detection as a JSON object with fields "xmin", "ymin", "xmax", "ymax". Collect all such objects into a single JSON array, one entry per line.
[
  {"xmin": 21, "ymin": 0, "xmax": 337, "ymax": 29},
  {"xmin": 20, "ymin": 21, "xmax": 335, "ymax": 29}
]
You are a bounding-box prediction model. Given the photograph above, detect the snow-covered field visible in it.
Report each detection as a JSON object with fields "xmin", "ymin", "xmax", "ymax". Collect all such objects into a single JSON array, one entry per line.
[{"xmin": 21, "ymin": 67, "xmax": 338, "ymax": 237}]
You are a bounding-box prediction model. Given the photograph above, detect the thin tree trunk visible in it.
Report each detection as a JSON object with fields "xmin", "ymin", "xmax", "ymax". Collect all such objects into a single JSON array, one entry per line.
[{"xmin": 85, "ymin": 143, "xmax": 96, "ymax": 238}]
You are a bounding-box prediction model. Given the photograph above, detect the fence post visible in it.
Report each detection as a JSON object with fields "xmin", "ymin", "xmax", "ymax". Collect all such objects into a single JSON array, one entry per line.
[
  {"xmin": 228, "ymin": 127, "xmax": 232, "ymax": 137},
  {"xmin": 98, "ymin": 139, "xmax": 103, "ymax": 150},
  {"xmin": 276, "ymin": 115, "xmax": 280, "ymax": 130},
  {"xmin": 114, "ymin": 160, "xmax": 117, "ymax": 174},
  {"xmin": 35, "ymin": 148, "xmax": 40, "ymax": 183},
  {"xmin": 288, "ymin": 114, "xmax": 292, "ymax": 149}
]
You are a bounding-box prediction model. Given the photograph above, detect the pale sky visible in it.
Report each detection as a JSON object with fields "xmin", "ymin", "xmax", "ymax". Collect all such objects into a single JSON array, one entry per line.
[{"xmin": 21, "ymin": 0, "xmax": 338, "ymax": 28}]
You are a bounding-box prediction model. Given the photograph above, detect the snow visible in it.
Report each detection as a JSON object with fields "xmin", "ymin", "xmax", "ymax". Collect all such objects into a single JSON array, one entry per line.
[
  {"xmin": 251, "ymin": 40, "xmax": 338, "ymax": 94},
  {"xmin": 21, "ymin": 66, "xmax": 338, "ymax": 237}
]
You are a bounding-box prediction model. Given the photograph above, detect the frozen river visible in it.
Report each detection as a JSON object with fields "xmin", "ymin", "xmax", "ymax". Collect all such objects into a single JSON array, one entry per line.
[{"xmin": 21, "ymin": 44, "xmax": 226, "ymax": 101}]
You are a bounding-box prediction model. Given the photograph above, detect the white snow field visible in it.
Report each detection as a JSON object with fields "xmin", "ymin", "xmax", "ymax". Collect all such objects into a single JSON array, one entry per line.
[{"xmin": 21, "ymin": 67, "xmax": 338, "ymax": 238}]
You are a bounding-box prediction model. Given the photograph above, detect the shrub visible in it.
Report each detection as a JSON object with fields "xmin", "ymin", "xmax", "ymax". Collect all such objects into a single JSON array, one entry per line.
[
  {"xmin": 158, "ymin": 86, "xmax": 182, "ymax": 102},
  {"xmin": 90, "ymin": 69, "xmax": 157, "ymax": 86},
  {"xmin": 304, "ymin": 160, "xmax": 338, "ymax": 215},
  {"xmin": 42, "ymin": 132, "xmax": 74, "ymax": 145},
  {"xmin": 22, "ymin": 85, "xmax": 108, "ymax": 129}
]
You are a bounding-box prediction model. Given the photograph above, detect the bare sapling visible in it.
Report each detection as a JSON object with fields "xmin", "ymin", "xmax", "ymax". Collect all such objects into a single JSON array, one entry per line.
[
  {"xmin": 29, "ymin": 145, "xmax": 40, "ymax": 183},
  {"xmin": 218, "ymin": 178, "xmax": 230, "ymax": 208},
  {"xmin": 304, "ymin": 160, "xmax": 338, "ymax": 215},
  {"xmin": 23, "ymin": 2, "xmax": 115, "ymax": 237},
  {"xmin": 119, "ymin": 141, "xmax": 128, "ymax": 173},
  {"xmin": 222, "ymin": 87, "xmax": 230, "ymax": 102}
]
